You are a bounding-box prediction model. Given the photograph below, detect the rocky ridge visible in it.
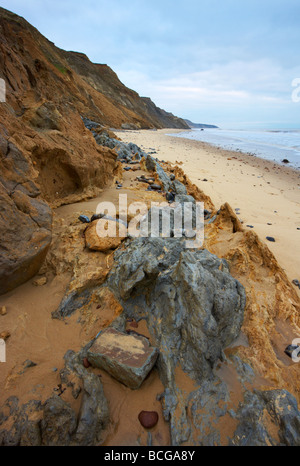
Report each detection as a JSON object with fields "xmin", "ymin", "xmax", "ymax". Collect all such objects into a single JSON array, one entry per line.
[{"xmin": 1, "ymin": 130, "xmax": 300, "ymax": 446}]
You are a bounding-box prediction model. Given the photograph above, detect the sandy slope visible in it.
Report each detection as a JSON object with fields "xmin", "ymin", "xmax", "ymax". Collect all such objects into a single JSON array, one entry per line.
[{"xmin": 115, "ymin": 129, "xmax": 300, "ymax": 295}]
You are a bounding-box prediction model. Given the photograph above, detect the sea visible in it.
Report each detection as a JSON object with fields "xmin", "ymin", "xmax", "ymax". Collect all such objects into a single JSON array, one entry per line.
[{"xmin": 168, "ymin": 128, "xmax": 300, "ymax": 170}]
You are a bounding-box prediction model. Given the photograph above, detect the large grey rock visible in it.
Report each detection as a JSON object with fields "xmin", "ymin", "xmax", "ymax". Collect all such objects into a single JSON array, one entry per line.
[
  {"xmin": 87, "ymin": 328, "xmax": 159, "ymax": 389},
  {"xmin": 0, "ymin": 397, "xmax": 42, "ymax": 446},
  {"xmin": 108, "ymin": 238, "xmax": 246, "ymax": 384},
  {"xmin": 230, "ymin": 389, "xmax": 300, "ymax": 446},
  {"xmin": 107, "ymin": 237, "xmax": 246, "ymax": 444},
  {"xmin": 41, "ymin": 396, "xmax": 77, "ymax": 446},
  {"xmin": 61, "ymin": 349, "xmax": 110, "ymax": 445}
]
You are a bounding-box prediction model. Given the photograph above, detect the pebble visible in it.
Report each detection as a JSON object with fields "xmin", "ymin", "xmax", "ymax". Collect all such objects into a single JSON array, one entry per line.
[
  {"xmin": 78, "ymin": 215, "xmax": 90, "ymax": 224},
  {"xmin": 150, "ymin": 184, "xmax": 162, "ymax": 191},
  {"xmin": 266, "ymin": 236, "xmax": 276, "ymax": 242},
  {"xmin": 83, "ymin": 357, "xmax": 91, "ymax": 368},
  {"xmin": 246, "ymin": 225, "xmax": 254, "ymax": 229},
  {"xmin": 124, "ymin": 167, "xmax": 131, "ymax": 171},
  {"xmin": 284, "ymin": 344, "xmax": 300, "ymax": 358},
  {"xmin": 138, "ymin": 411, "xmax": 159, "ymax": 429},
  {"xmin": 282, "ymin": 159, "xmax": 290, "ymax": 164},
  {"xmin": 32, "ymin": 276, "xmax": 47, "ymax": 286},
  {"xmin": 166, "ymin": 192, "xmax": 175, "ymax": 202},
  {"xmin": 292, "ymin": 279, "xmax": 300, "ymax": 289},
  {"xmin": 0, "ymin": 331, "xmax": 10, "ymax": 341},
  {"xmin": 91, "ymin": 213, "xmax": 105, "ymax": 222},
  {"xmin": 129, "ymin": 321, "xmax": 139, "ymax": 329},
  {"xmin": 0, "ymin": 306, "xmax": 7, "ymax": 316}
]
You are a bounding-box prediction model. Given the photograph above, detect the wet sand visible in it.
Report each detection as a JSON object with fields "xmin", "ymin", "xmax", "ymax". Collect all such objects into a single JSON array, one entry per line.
[{"xmin": 115, "ymin": 129, "xmax": 300, "ymax": 294}]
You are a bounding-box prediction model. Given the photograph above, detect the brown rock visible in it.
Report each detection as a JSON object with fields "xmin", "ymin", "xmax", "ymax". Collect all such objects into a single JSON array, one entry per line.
[
  {"xmin": 0, "ymin": 331, "xmax": 11, "ymax": 341},
  {"xmin": 83, "ymin": 357, "xmax": 91, "ymax": 368},
  {"xmin": 0, "ymin": 306, "xmax": 7, "ymax": 315},
  {"xmin": 138, "ymin": 411, "xmax": 159, "ymax": 429},
  {"xmin": 87, "ymin": 328, "xmax": 159, "ymax": 389},
  {"xmin": 84, "ymin": 219, "xmax": 127, "ymax": 252},
  {"xmin": 32, "ymin": 276, "xmax": 47, "ymax": 286}
]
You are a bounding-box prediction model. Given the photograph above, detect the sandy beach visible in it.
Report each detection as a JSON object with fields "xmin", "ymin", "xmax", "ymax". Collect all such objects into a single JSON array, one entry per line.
[{"xmin": 115, "ymin": 129, "xmax": 300, "ymax": 295}]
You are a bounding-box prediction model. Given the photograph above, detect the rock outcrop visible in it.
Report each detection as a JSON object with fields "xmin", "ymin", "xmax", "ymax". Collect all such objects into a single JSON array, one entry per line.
[{"xmin": 0, "ymin": 133, "xmax": 52, "ymax": 294}]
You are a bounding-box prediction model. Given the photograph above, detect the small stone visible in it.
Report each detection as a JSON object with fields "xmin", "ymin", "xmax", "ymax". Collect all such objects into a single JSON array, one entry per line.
[
  {"xmin": 0, "ymin": 306, "xmax": 7, "ymax": 316},
  {"xmin": 33, "ymin": 276, "xmax": 47, "ymax": 286},
  {"xmin": 124, "ymin": 167, "xmax": 131, "ymax": 171},
  {"xmin": 138, "ymin": 411, "xmax": 159, "ymax": 429},
  {"xmin": 129, "ymin": 321, "xmax": 139, "ymax": 329},
  {"xmin": 150, "ymin": 184, "xmax": 162, "ymax": 191},
  {"xmin": 292, "ymin": 279, "xmax": 300, "ymax": 289},
  {"xmin": 0, "ymin": 331, "xmax": 10, "ymax": 341},
  {"xmin": 166, "ymin": 192, "xmax": 175, "ymax": 202},
  {"xmin": 83, "ymin": 357, "xmax": 91, "ymax": 368},
  {"xmin": 246, "ymin": 225, "xmax": 254, "ymax": 229},
  {"xmin": 91, "ymin": 213, "xmax": 105, "ymax": 222},
  {"xmin": 169, "ymin": 174, "xmax": 175, "ymax": 181},
  {"xmin": 284, "ymin": 345, "xmax": 300, "ymax": 358},
  {"xmin": 282, "ymin": 159, "xmax": 290, "ymax": 164},
  {"xmin": 78, "ymin": 215, "xmax": 90, "ymax": 224},
  {"xmin": 266, "ymin": 236, "xmax": 276, "ymax": 242}
]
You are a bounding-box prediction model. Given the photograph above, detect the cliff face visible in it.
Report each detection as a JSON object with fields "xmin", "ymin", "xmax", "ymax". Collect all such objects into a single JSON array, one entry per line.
[
  {"xmin": 0, "ymin": 7, "xmax": 189, "ymax": 130},
  {"xmin": 0, "ymin": 7, "xmax": 188, "ymax": 293}
]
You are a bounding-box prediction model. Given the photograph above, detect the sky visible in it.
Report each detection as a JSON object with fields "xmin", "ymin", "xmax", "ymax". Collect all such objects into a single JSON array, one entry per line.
[{"xmin": 1, "ymin": 0, "xmax": 300, "ymax": 129}]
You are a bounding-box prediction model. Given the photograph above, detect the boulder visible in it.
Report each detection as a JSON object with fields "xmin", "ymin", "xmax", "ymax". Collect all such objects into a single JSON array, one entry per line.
[
  {"xmin": 87, "ymin": 328, "xmax": 159, "ymax": 389},
  {"xmin": 108, "ymin": 238, "xmax": 246, "ymax": 384},
  {"xmin": 84, "ymin": 219, "xmax": 127, "ymax": 252}
]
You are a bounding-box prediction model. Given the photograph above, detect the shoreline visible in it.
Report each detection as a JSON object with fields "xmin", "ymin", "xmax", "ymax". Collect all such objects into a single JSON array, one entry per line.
[{"xmin": 115, "ymin": 128, "xmax": 300, "ymax": 292}]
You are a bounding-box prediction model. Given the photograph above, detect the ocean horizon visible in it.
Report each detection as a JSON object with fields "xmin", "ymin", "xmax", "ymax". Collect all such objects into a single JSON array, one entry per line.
[{"xmin": 169, "ymin": 127, "xmax": 300, "ymax": 170}]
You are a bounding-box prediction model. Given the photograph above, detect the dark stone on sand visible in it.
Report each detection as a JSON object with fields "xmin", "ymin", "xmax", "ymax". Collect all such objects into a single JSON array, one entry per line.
[
  {"xmin": 138, "ymin": 411, "xmax": 159, "ymax": 429},
  {"xmin": 124, "ymin": 167, "xmax": 131, "ymax": 171},
  {"xmin": 292, "ymin": 279, "xmax": 300, "ymax": 289},
  {"xmin": 284, "ymin": 345, "xmax": 300, "ymax": 359},
  {"xmin": 166, "ymin": 192, "xmax": 175, "ymax": 202},
  {"xmin": 246, "ymin": 225, "xmax": 254, "ymax": 229},
  {"xmin": 91, "ymin": 213, "xmax": 105, "ymax": 222},
  {"xmin": 169, "ymin": 174, "xmax": 175, "ymax": 181},
  {"xmin": 282, "ymin": 159, "xmax": 290, "ymax": 164},
  {"xmin": 150, "ymin": 184, "xmax": 162, "ymax": 191},
  {"xmin": 266, "ymin": 237, "xmax": 276, "ymax": 242},
  {"xmin": 78, "ymin": 215, "xmax": 90, "ymax": 224}
]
